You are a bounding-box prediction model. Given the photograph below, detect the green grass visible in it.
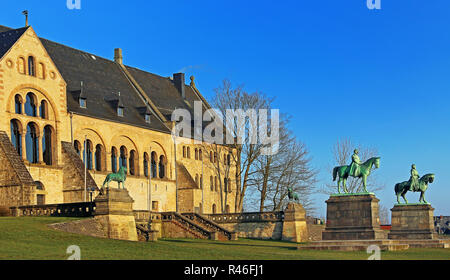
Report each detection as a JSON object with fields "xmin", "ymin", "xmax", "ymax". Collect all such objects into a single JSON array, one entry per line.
[{"xmin": 0, "ymin": 217, "xmax": 449, "ymax": 260}]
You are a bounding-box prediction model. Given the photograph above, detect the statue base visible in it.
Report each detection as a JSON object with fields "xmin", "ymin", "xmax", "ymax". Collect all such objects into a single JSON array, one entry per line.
[
  {"xmin": 322, "ymin": 194, "xmax": 386, "ymax": 240},
  {"xmin": 94, "ymin": 188, "xmax": 138, "ymax": 242},
  {"xmin": 388, "ymin": 204, "xmax": 436, "ymax": 240},
  {"xmin": 281, "ymin": 203, "xmax": 308, "ymax": 243}
]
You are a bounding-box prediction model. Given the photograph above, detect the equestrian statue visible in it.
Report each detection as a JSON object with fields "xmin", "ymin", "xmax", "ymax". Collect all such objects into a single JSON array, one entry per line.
[
  {"xmin": 394, "ymin": 164, "xmax": 435, "ymax": 204},
  {"xmin": 102, "ymin": 166, "xmax": 128, "ymax": 190},
  {"xmin": 332, "ymin": 149, "xmax": 380, "ymax": 194}
]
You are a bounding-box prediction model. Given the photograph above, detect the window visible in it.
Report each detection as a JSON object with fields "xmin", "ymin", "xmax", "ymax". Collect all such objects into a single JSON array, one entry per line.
[
  {"xmin": 18, "ymin": 57, "xmax": 25, "ymax": 74},
  {"xmin": 151, "ymin": 152, "xmax": 157, "ymax": 178},
  {"xmin": 10, "ymin": 120, "xmax": 22, "ymax": 156},
  {"xmin": 117, "ymin": 107, "xmax": 124, "ymax": 117},
  {"xmin": 145, "ymin": 113, "xmax": 151, "ymax": 123},
  {"xmin": 40, "ymin": 100, "xmax": 48, "ymax": 119},
  {"xmin": 195, "ymin": 148, "xmax": 198, "ymax": 160},
  {"xmin": 95, "ymin": 144, "xmax": 104, "ymax": 171},
  {"xmin": 84, "ymin": 140, "xmax": 93, "ymax": 170},
  {"xmin": 15, "ymin": 95, "xmax": 22, "ymax": 114},
  {"xmin": 119, "ymin": 146, "xmax": 127, "ymax": 170},
  {"xmin": 111, "ymin": 147, "xmax": 118, "ymax": 173},
  {"xmin": 28, "ymin": 56, "xmax": 35, "ymax": 76},
  {"xmin": 129, "ymin": 150, "xmax": 137, "ymax": 175},
  {"xmin": 183, "ymin": 146, "xmax": 186, "ymax": 158},
  {"xmin": 25, "ymin": 123, "xmax": 39, "ymax": 163},
  {"xmin": 25, "ymin": 93, "xmax": 37, "ymax": 117},
  {"xmin": 144, "ymin": 153, "xmax": 149, "ymax": 177},
  {"xmin": 212, "ymin": 204, "xmax": 217, "ymax": 214},
  {"xmin": 42, "ymin": 125, "xmax": 53, "ymax": 166},
  {"xmin": 159, "ymin": 155, "xmax": 166, "ymax": 179},
  {"xmin": 152, "ymin": 201, "xmax": 159, "ymax": 211},
  {"xmin": 210, "ymin": 176, "xmax": 213, "ymax": 191},
  {"xmin": 37, "ymin": 194, "xmax": 45, "ymax": 206},
  {"xmin": 187, "ymin": 147, "xmax": 191, "ymax": 159},
  {"xmin": 79, "ymin": 98, "xmax": 86, "ymax": 108},
  {"xmin": 74, "ymin": 141, "xmax": 81, "ymax": 156}
]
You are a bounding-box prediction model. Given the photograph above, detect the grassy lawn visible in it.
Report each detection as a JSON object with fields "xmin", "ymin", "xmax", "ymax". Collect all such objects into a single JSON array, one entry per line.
[{"xmin": 0, "ymin": 217, "xmax": 449, "ymax": 260}]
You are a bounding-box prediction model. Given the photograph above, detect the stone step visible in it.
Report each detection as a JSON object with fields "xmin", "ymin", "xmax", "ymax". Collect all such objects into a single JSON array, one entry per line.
[{"xmin": 298, "ymin": 244, "xmax": 409, "ymax": 252}]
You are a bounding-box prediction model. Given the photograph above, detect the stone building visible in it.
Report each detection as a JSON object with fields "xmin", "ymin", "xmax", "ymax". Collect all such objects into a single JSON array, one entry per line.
[{"xmin": 0, "ymin": 24, "xmax": 238, "ymax": 214}]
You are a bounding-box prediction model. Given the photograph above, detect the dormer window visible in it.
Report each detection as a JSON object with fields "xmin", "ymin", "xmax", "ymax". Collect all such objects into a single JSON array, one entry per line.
[
  {"xmin": 118, "ymin": 106, "xmax": 124, "ymax": 117},
  {"xmin": 145, "ymin": 113, "xmax": 151, "ymax": 123},
  {"xmin": 79, "ymin": 98, "xmax": 87, "ymax": 108}
]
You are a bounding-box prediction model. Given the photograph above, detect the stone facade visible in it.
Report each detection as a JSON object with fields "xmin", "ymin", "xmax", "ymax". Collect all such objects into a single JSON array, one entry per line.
[
  {"xmin": 0, "ymin": 25, "xmax": 237, "ymax": 214},
  {"xmin": 282, "ymin": 203, "xmax": 308, "ymax": 242},
  {"xmin": 389, "ymin": 204, "xmax": 436, "ymax": 240},
  {"xmin": 322, "ymin": 194, "xmax": 386, "ymax": 240}
]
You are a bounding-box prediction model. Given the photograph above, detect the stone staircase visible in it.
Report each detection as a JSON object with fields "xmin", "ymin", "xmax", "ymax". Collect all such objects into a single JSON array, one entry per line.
[
  {"xmin": 182, "ymin": 213, "xmax": 237, "ymax": 241},
  {"xmin": 162, "ymin": 212, "xmax": 211, "ymax": 240},
  {"xmin": 298, "ymin": 239, "xmax": 450, "ymax": 251}
]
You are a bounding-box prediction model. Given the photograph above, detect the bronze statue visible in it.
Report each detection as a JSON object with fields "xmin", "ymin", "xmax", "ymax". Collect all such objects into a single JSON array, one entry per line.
[
  {"xmin": 395, "ymin": 165, "xmax": 435, "ymax": 204},
  {"xmin": 102, "ymin": 166, "xmax": 128, "ymax": 189},
  {"xmin": 333, "ymin": 156, "xmax": 380, "ymax": 194},
  {"xmin": 288, "ymin": 187, "xmax": 300, "ymax": 202}
]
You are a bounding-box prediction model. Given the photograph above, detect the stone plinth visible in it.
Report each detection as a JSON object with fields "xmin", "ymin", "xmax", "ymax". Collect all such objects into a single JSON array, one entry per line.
[
  {"xmin": 388, "ymin": 204, "xmax": 436, "ymax": 240},
  {"xmin": 94, "ymin": 188, "xmax": 138, "ymax": 242},
  {"xmin": 282, "ymin": 203, "xmax": 308, "ymax": 242},
  {"xmin": 322, "ymin": 194, "xmax": 386, "ymax": 240}
]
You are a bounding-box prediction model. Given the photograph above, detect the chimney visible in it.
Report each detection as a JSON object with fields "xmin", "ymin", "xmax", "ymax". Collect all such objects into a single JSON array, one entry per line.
[
  {"xmin": 114, "ymin": 48, "xmax": 123, "ymax": 64},
  {"xmin": 173, "ymin": 73, "xmax": 185, "ymax": 99}
]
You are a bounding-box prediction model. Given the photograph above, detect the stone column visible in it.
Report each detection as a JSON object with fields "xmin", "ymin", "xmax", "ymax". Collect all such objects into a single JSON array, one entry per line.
[
  {"xmin": 20, "ymin": 132, "xmax": 26, "ymax": 161},
  {"xmin": 282, "ymin": 203, "xmax": 308, "ymax": 243},
  {"xmin": 94, "ymin": 188, "xmax": 138, "ymax": 241},
  {"xmin": 38, "ymin": 134, "xmax": 44, "ymax": 164},
  {"xmin": 388, "ymin": 204, "xmax": 436, "ymax": 240}
]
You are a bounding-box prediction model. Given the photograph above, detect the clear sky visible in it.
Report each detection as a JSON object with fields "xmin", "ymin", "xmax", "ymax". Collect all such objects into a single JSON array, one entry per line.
[{"xmin": 1, "ymin": 0, "xmax": 449, "ymax": 217}]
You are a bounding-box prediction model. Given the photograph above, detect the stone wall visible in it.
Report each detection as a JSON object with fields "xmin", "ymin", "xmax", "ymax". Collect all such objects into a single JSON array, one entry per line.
[{"xmin": 206, "ymin": 212, "xmax": 285, "ymax": 240}]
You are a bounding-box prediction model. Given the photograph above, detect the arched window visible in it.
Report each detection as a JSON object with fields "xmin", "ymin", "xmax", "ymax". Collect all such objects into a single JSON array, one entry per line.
[
  {"xmin": 74, "ymin": 141, "xmax": 81, "ymax": 156},
  {"xmin": 25, "ymin": 123, "xmax": 39, "ymax": 163},
  {"xmin": 42, "ymin": 125, "xmax": 53, "ymax": 166},
  {"xmin": 119, "ymin": 146, "xmax": 127, "ymax": 170},
  {"xmin": 214, "ymin": 176, "xmax": 218, "ymax": 192},
  {"xmin": 25, "ymin": 93, "xmax": 37, "ymax": 117},
  {"xmin": 187, "ymin": 147, "xmax": 191, "ymax": 159},
  {"xmin": 40, "ymin": 100, "xmax": 48, "ymax": 119},
  {"xmin": 159, "ymin": 155, "xmax": 166, "ymax": 179},
  {"xmin": 182, "ymin": 146, "xmax": 186, "ymax": 158},
  {"xmin": 212, "ymin": 204, "xmax": 217, "ymax": 214},
  {"xmin": 151, "ymin": 152, "xmax": 157, "ymax": 178},
  {"xmin": 143, "ymin": 152, "xmax": 149, "ymax": 177},
  {"xmin": 214, "ymin": 152, "xmax": 217, "ymax": 163},
  {"xmin": 195, "ymin": 174, "xmax": 199, "ymax": 187},
  {"xmin": 10, "ymin": 120, "xmax": 22, "ymax": 156},
  {"xmin": 210, "ymin": 152, "xmax": 213, "ymax": 162},
  {"xmin": 129, "ymin": 150, "xmax": 137, "ymax": 176},
  {"xmin": 200, "ymin": 175, "xmax": 203, "ymax": 189},
  {"xmin": 15, "ymin": 95, "xmax": 22, "ymax": 114},
  {"xmin": 111, "ymin": 147, "xmax": 118, "ymax": 173},
  {"xmin": 199, "ymin": 150, "xmax": 202, "ymax": 161},
  {"xmin": 95, "ymin": 144, "xmax": 104, "ymax": 171},
  {"xmin": 84, "ymin": 140, "xmax": 93, "ymax": 170},
  {"xmin": 18, "ymin": 57, "xmax": 25, "ymax": 74},
  {"xmin": 38, "ymin": 62, "xmax": 45, "ymax": 79},
  {"xmin": 227, "ymin": 154, "xmax": 231, "ymax": 166},
  {"xmin": 195, "ymin": 148, "xmax": 198, "ymax": 160},
  {"xmin": 224, "ymin": 178, "xmax": 228, "ymax": 192},
  {"xmin": 28, "ymin": 56, "xmax": 35, "ymax": 76}
]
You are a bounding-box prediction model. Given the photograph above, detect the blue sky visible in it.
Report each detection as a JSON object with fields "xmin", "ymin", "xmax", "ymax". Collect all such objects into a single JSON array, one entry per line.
[{"xmin": 1, "ymin": 1, "xmax": 449, "ymax": 216}]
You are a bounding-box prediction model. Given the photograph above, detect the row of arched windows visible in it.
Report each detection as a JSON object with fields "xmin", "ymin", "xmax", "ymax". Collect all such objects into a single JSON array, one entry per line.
[
  {"xmin": 205, "ymin": 175, "xmax": 232, "ymax": 193},
  {"xmin": 182, "ymin": 146, "xmax": 231, "ymax": 166},
  {"xmin": 211, "ymin": 204, "xmax": 231, "ymax": 214},
  {"xmin": 14, "ymin": 93, "xmax": 49, "ymax": 120},
  {"xmin": 74, "ymin": 141, "xmax": 167, "ymax": 179},
  {"xmin": 10, "ymin": 119, "xmax": 54, "ymax": 165},
  {"xmin": 17, "ymin": 56, "xmax": 45, "ymax": 79}
]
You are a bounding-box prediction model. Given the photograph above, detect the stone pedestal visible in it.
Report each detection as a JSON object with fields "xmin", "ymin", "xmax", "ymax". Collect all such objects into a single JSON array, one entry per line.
[
  {"xmin": 282, "ymin": 203, "xmax": 308, "ymax": 243},
  {"xmin": 322, "ymin": 194, "xmax": 386, "ymax": 240},
  {"xmin": 388, "ymin": 204, "xmax": 436, "ymax": 240},
  {"xmin": 94, "ymin": 188, "xmax": 138, "ymax": 242}
]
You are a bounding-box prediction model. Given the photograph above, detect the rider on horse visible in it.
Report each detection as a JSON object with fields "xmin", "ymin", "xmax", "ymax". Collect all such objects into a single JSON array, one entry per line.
[
  {"xmin": 409, "ymin": 164, "xmax": 420, "ymax": 192},
  {"xmin": 349, "ymin": 149, "xmax": 361, "ymax": 177}
]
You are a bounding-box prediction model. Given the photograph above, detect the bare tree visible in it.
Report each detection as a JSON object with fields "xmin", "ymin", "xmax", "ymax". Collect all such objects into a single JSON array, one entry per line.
[
  {"xmin": 379, "ymin": 204, "xmax": 391, "ymax": 225},
  {"xmin": 211, "ymin": 80, "xmax": 272, "ymax": 213},
  {"xmin": 322, "ymin": 137, "xmax": 384, "ymax": 194}
]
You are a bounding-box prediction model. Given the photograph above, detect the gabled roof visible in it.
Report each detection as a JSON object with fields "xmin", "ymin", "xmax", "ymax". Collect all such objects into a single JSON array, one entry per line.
[{"xmin": 0, "ymin": 26, "xmax": 29, "ymax": 59}]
